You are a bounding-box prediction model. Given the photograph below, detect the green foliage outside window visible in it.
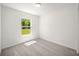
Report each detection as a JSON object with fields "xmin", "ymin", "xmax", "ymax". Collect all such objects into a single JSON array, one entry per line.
[
  {"xmin": 21, "ymin": 18, "xmax": 31, "ymax": 35},
  {"xmin": 21, "ymin": 19, "xmax": 30, "ymax": 26}
]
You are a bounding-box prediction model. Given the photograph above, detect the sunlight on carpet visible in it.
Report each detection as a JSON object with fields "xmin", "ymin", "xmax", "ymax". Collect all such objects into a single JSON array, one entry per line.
[{"xmin": 24, "ymin": 41, "xmax": 37, "ymax": 46}]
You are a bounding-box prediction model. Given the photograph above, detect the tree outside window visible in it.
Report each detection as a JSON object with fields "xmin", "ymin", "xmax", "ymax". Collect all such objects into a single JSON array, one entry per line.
[{"xmin": 21, "ymin": 18, "xmax": 31, "ymax": 35}]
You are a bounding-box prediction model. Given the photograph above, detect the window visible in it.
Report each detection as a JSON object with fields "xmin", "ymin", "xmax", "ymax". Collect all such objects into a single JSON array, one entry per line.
[{"xmin": 21, "ymin": 18, "xmax": 31, "ymax": 35}]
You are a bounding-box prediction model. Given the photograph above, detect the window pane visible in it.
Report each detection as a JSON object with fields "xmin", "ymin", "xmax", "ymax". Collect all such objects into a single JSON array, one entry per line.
[
  {"xmin": 21, "ymin": 29, "xmax": 31, "ymax": 35},
  {"xmin": 21, "ymin": 18, "xmax": 31, "ymax": 35},
  {"xmin": 21, "ymin": 18, "xmax": 30, "ymax": 26}
]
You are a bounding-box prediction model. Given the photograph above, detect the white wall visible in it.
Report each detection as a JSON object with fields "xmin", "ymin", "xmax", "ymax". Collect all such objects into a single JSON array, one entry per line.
[
  {"xmin": 2, "ymin": 6, "xmax": 39, "ymax": 49},
  {"xmin": 40, "ymin": 3, "xmax": 78, "ymax": 51},
  {"xmin": 0, "ymin": 4, "xmax": 1, "ymax": 54},
  {"xmin": 77, "ymin": 4, "xmax": 79, "ymax": 53}
]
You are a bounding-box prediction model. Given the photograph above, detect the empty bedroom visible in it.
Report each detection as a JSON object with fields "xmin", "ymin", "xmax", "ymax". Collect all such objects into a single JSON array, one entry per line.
[{"xmin": 0, "ymin": 3, "xmax": 79, "ymax": 56}]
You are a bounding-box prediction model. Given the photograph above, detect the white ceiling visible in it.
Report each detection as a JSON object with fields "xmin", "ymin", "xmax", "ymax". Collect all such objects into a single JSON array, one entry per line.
[
  {"xmin": 1, "ymin": 3, "xmax": 77, "ymax": 16},
  {"xmin": 2, "ymin": 3, "xmax": 42, "ymax": 15}
]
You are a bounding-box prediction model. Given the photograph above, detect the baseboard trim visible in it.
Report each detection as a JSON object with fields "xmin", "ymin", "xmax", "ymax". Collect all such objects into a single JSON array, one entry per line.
[
  {"xmin": 40, "ymin": 38, "xmax": 77, "ymax": 54},
  {"xmin": 2, "ymin": 39, "xmax": 36, "ymax": 50}
]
